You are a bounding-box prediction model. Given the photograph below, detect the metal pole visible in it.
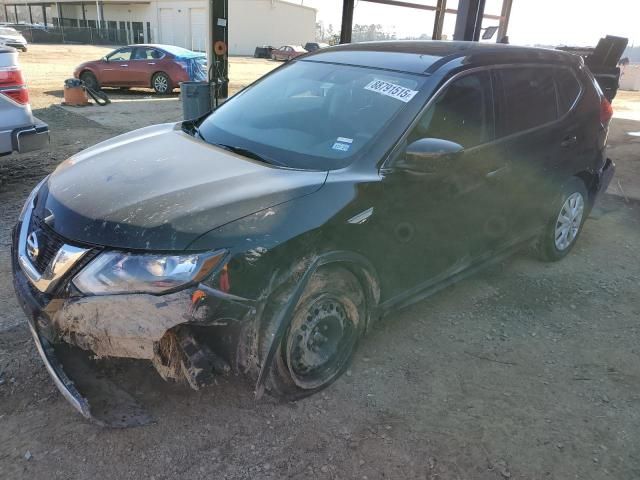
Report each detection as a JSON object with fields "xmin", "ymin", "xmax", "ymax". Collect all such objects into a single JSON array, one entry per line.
[
  {"xmin": 42, "ymin": 4, "xmax": 47, "ymax": 27},
  {"xmin": 432, "ymin": 0, "xmax": 447, "ymax": 40},
  {"xmin": 453, "ymin": 0, "xmax": 486, "ymax": 41},
  {"xmin": 95, "ymin": 1, "xmax": 102, "ymax": 29},
  {"xmin": 208, "ymin": 0, "xmax": 228, "ymax": 100},
  {"xmin": 496, "ymin": 0, "xmax": 513, "ymax": 42},
  {"xmin": 28, "ymin": 4, "xmax": 33, "ymax": 24},
  {"xmin": 340, "ymin": 0, "xmax": 354, "ymax": 44},
  {"xmin": 3, "ymin": 4, "xmax": 9, "ymax": 23},
  {"xmin": 81, "ymin": 2, "xmax": 86, "ymax": 26},
  {"xmin": 14, "ymin": 4, "xmax": 18, "ymax": 22},
  {"xmin": 56, "ymin": 2, "xmax": 64, "ymax": 41}
]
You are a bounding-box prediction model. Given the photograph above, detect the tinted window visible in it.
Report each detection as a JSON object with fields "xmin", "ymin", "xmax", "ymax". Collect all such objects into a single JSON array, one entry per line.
[
  {"xmin": 555, "ymin": 68, "xmax": 581, "ymax": 115},
  {"xmin": 132, "ymin": 47, "xmax": 163, "ymax": 60},
  {"xmin": 497, "ymin": 67, "xmax": 558, "ymax": 136},
  {"xmin": 409, "ymin": 71, "xmax": 494, "ymax": 148}
]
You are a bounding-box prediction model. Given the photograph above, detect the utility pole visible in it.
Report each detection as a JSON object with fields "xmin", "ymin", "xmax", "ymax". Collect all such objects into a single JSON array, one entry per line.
[
  {"xmin": 208, "ymin": 0, "xmax": 228, "ymax": 99},
  {"xmin": 453, "ymin": 0, "xmax": 486, "ymax": 41}
]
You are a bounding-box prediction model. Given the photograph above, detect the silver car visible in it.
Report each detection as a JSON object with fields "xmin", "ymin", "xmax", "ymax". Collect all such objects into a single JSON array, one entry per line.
[
  {"xmin": 0, "ymin": 46, "xmax": 48, "ymax": 156},
  {"xmin": 0, "ymin": 26, "xmax": 28, "ymax": 52}
]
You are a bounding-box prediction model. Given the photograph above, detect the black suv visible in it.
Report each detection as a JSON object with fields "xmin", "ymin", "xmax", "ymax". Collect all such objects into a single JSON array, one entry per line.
[{"xmin": 12, "ymin": 41, "xmax": 615, "ymax": 424}]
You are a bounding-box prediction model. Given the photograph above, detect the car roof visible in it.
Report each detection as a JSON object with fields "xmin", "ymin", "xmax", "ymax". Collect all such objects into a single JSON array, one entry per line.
[
  {"xmin": 120, "ymin": 44, "xmax": 202, "ymax": 54},
  {"xmin": 304, "ymin": 40, "xmax": 581, "ymax": 75}
]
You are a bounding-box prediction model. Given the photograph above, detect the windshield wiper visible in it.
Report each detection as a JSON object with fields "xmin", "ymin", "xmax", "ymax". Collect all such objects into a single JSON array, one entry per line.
[{"xmin": 215, "ymin": 144, "xmax": 284, "ymax": 166}]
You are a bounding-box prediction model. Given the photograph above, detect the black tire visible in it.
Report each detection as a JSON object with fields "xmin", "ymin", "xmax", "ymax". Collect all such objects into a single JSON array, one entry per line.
[
  {"xmin": 262, "ymin": 265, "xmax": 366, "ymax": 400},
  {"xmin": 151, "ymin": 72, "xmax": 172, "ymax": 94},
  {"xmin": 536, "ymin": 178, "xmax": 589, "ymax": 262},
  {"xmin": 80, "ymin": 71, "xmax": 99, "ymax": 91},
  {"xmin": 21, "ymin": 46, "xmax": 27, "ymax": 53}
]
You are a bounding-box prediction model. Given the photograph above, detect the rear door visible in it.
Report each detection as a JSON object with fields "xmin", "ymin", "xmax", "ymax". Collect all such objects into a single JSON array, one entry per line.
[
  {"xmin": 129, "ymin": 47, "xmax": 162, "ymax": 86},
  {"xmin": 492, "ymin": 65, "xmax": 565, "ymax": 237}
]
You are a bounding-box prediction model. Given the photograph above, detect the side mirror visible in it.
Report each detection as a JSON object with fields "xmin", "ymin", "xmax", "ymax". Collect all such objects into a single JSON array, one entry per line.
[
  {"xmin": 397, "ymin": 138, "xmax": 464, "ymax": 173},
  {"xmin": 101, "ymin": 56, "xmax": 108, "ymax": 62}
]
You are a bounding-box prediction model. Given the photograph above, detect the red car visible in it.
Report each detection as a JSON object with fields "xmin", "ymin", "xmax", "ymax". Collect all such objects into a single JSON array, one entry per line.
[
  {"xmin": 271, "ymin": 45, "xmax": 307, "ymax": 62},
  {"xmin": 73, "ymin": 44, "xmax": 206, "ymax": 94}
]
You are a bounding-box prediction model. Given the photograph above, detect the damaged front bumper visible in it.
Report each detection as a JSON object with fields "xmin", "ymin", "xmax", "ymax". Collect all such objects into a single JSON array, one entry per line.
[
  {"xmin": 26, "ymin": 308, "xmax": 94, "ymax": 420},
  {"xmin": 11, "ymin": 208, "xmax": 257, "ymax": 425}
]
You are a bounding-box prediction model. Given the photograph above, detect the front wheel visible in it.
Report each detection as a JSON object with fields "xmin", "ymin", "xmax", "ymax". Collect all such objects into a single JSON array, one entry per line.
[
  {"xmin": 536, "ymin": 178, "xmax": 588, "ymax": 261},
  {"xmin": 152, "ymin": 72, "xmax": 172, "ymax": 94},
  {"xmin": 262, "ymin": 266, "xmax": 366, "ymax": 400},
  {"xmin": 80, "ymin": 71, "xmax": 99, "ymax": 91}
]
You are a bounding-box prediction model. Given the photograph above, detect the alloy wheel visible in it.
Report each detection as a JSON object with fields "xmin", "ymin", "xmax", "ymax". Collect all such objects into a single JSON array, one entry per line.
[
  {"xmin": 554, "ymin": 192, "xmax": 584, "ymax": 251},
  {"xmin": 154, "ymin": 74, "xmax": 169, "ymax": 93}
]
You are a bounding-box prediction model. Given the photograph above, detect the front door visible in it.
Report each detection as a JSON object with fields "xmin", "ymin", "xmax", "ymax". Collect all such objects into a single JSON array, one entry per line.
[
  {"xmin": 101, "ymin": 47, "xmax": 133, "ymax": 86},
  {"xmin": 377, "ymin": 70, "xmax": 512, "ymax": 299}
]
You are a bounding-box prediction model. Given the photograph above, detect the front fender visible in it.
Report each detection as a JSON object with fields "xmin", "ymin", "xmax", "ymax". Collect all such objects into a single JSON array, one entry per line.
[{"xmin": 251, "ymin": 250, "xmax": 381, "ymax": 398}]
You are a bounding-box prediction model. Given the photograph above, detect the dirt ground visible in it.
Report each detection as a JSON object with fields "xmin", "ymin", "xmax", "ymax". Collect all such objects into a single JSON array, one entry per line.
[{"xmin": 1, "ymin": 45, "xmax": 640, "ymax": 480}]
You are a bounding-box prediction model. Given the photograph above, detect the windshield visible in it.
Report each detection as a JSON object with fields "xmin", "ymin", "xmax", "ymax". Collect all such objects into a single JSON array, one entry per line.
[{"xmin": 198, "ymin": 60, "xmax": 426, "ymax": 170}]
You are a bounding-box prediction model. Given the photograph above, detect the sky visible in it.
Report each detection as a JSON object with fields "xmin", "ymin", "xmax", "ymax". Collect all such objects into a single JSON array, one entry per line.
[{"xmin": 298, "ymin": 0, "xmax": 639, "ymax": 47}]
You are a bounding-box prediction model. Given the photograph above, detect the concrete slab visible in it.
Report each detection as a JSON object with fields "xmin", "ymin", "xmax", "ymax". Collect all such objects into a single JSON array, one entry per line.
[{"xmin": 59, "ymin": 96, "xmax": 182, "ymax": 132}]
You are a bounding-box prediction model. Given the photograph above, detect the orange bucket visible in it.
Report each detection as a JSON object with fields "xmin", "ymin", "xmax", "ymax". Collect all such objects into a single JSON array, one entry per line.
[{"xmin": 63, "ymin": 79, "xmax": 90, "ymax": 106}]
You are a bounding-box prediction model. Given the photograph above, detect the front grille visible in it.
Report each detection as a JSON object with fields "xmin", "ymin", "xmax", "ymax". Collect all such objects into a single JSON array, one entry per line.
[{"xmin": 28, "ymin": 214, "xmax": 67, "ymax": 274}]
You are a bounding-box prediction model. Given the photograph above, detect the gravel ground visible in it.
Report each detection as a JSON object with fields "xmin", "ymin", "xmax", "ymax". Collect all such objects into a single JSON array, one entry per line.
[{"xmin": 0, "ymin": 45, "xmax": 639, "ymax": 480}]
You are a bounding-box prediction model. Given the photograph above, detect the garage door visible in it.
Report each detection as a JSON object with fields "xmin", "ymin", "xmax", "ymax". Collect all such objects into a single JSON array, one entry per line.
[
  {"xmin": 189, "ymin": 8, "xmax": 206, "ymax": 52},
  {"xmin": 159, "ymin": 8, "xmax": 174, "ymax": 45}
]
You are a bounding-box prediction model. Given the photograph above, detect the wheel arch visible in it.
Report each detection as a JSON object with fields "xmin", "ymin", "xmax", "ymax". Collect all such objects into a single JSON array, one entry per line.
[
  {"xmin": 78, "ymin": 69, "xmax": 99, "ymax": 84},
  {"xmin": 254, "ymin": 250, "xmax": 381, "ymax": 397},
  {"xmin": 150, "ymin": 70, "xmax": 170, "ymax": 89},
  {"xmin": 573, "ymin": 170, "xmax": 599, "ymax": 208}
]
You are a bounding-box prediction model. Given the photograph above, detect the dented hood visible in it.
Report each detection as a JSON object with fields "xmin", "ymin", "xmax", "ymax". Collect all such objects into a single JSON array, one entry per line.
[{"xmin": 41, "ymin": 123, "xmax": 328, "ymax": 250}]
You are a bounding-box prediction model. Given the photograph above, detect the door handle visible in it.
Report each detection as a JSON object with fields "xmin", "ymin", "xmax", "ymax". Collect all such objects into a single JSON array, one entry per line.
[
  {"xmin": 147, "ymin": 62, "xmax": 156, "ymax": 65},
  {"xmin": 120, "ymin": 64, "xmax": 129, "ymax": 67},
  {"xmin": 560, "ymin": 135, "xmax": 577, "ymax": 148},
  {"xmin": 485, "ymin": 165, "xmax": 509, "ymax": 180}
]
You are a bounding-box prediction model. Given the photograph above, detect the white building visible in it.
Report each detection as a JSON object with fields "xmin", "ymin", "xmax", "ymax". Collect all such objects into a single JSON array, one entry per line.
[{"xmin": 1, "ymin": 0, "xmax": 317, "ymax": 56}]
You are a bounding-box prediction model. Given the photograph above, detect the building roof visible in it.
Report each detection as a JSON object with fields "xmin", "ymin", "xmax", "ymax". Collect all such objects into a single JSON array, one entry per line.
[{"xmin": 304, "ymin": 41, "xmax": 582, "ymax": 75}]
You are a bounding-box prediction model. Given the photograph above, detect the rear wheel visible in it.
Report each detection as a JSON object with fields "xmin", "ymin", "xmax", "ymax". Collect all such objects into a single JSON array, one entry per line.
[
  {"xmin": 80, "ymin": 71, "xmax": 99, "ymax": 91},
  {"xmin": 152, "ymin": 72, "xmax": 172, "ymax": 94},
  {"xmin": 536, "ymin": 178, "xmax": 588, "ymax": 261},
  {"xmin": 263, "ymin": 266, "xmax": 366, "ymax": 400}
]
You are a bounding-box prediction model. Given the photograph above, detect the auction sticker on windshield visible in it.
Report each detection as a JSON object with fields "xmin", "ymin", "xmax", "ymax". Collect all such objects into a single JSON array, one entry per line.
[{"xmin": 364, "ymin": 79, "xmax": 418, "ymax": 103}]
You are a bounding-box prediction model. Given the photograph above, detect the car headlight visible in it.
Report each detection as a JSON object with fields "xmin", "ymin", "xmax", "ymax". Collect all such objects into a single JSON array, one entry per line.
[
  {"xmin": 73, "ymin": 250, "xmax": 226, "ymax": 295},
  {"xmin": 19, "ymin": 176, "xmax": 48, "ymax": 222}
]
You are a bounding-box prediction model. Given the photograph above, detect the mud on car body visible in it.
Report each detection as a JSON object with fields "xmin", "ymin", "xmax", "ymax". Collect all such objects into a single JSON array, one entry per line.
[{"xmin": 12, "ymin": 41, "xmax": 615, "ymax": 425}]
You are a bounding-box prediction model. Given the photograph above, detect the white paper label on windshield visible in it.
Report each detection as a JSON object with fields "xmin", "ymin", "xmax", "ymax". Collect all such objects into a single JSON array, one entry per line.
[
  {"xmin": 364, "ymin": 79, "xmax": 418, "ymax": 103},
  {"xmin": 332, "ymin": 142, "xmax": 351, "ymax": 152}
]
